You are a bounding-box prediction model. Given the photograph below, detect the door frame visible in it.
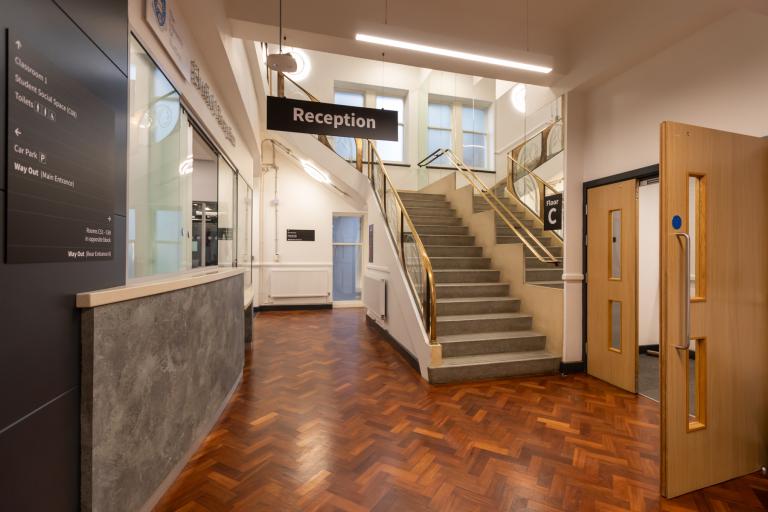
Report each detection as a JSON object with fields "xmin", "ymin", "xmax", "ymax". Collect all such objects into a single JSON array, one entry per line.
[{"xmin": 581, "ymin": 164, "xmax": 659, "ymax": 372}]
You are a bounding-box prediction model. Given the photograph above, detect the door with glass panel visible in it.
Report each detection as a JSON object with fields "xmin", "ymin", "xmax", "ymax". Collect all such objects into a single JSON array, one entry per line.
[
  {"xmin": 332, "ymin": 215, "xmax": 363, "ymax": 302},
  {"xmin": 587, "ymin": 180, "xmax": 637, "ymax": 392},
  {"xmin": 660, "ymin": 122, "xmax": 768, "ymax": 497}
]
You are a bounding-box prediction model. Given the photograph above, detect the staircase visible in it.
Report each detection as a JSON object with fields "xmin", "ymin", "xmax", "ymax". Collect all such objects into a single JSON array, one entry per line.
[
  {"xmin": 399, "ymin": 191, "xmax": 560, "ymax": 384},
  {"xmin": 472, "ymin": 191, "xmax": 564, "ymax": 289}
]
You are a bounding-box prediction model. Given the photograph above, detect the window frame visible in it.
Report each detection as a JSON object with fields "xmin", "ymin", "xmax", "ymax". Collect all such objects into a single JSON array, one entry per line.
[
  {"xmin": 426, "ymin": 97, "xmax": 492, "ymax": 172},
  {"xmin": 333, "ymin": 85, "xmax": 408, "ymax": 165}
]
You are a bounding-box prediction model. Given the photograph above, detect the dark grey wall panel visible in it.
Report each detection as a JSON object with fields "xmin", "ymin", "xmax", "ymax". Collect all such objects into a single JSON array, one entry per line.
[
  {"xmin": 53, "ymin": 0, "xmax": 129, "ymax": 76},
  {"xmin": 0, "ymin": 390, "xmax": 80, "ymax": 512},
  {"xmin": 0, "ymin": 0, "xmax": 128, "ymax": 509},
  {"xmin": 0, "ymin": 214, "xmax": 125, "ymax": 428}
]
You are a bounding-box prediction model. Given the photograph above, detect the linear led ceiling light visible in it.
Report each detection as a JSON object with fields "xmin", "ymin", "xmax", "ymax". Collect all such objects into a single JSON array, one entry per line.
[
  {"xmin": 301, "ymin": 160, "xmax": 331, "ymax": 184},
  {"xmin": 355, "ymin": 33, "xmax": 552, "ymax": 74}
]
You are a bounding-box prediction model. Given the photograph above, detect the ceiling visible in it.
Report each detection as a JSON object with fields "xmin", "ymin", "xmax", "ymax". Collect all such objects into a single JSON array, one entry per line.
[{"xmin": 225, "ymin": 0, "xmax": 768, "ymax": 91}]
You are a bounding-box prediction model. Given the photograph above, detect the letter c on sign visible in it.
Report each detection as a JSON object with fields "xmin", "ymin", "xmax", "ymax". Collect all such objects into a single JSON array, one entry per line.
[{"xmin": 548, "ymin": 208, "xmax": 557, "ymax": 225}]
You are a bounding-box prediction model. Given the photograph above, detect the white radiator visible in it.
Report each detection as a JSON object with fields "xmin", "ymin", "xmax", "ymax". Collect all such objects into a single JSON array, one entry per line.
[
  {"xmin": 269, "ymin": 270, "xmax": 329, "ymax": 299},
  {"xmin": 364, "ymin": 276, "xmax": 387, "ymax": 318}
]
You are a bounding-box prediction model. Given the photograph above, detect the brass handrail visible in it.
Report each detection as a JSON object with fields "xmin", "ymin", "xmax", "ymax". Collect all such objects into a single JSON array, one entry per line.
[
  {"xmin": 367, "ymin": 143, "xmax": 438, "ymax": 343},
  {"xmin": 277, "ymin": 72, "xmax": 365, "ymax": 172},
  {"xmin": 271, "ymin": 70, "xmax": 437, "ymax": 343},
  {"xmin": 506, "ymin": 153, "xmax": 563, "ymax": 241},
  {"xmin": 422, "ymin": 149, "xmax": 559, "ymax": 263},
  {"xmin": 507, "ymin": 153, "xmax": 560, "ymax": 197}
]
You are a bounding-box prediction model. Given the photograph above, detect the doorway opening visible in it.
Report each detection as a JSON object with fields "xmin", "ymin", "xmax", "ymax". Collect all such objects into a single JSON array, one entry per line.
[
  {"xmin": 637, "ymin": 177, "xmax": 660, "ymax": 401},
  {"xmin": 332, "ymin": 214, "xmax": 365, "ymax": 305},
  {"xmin": 583, "ymin": 165, "xmax": 659, "ymax": 396}
]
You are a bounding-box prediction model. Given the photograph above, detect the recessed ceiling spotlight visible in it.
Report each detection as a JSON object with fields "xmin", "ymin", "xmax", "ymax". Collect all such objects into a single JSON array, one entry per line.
[{"xmin": 355, "ymin": 33, "xmax": 552, "ymax": 74}]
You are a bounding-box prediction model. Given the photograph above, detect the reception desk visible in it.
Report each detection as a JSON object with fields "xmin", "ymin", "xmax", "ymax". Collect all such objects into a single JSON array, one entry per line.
[{"xmin": 77, "ymin": 269, "xmax": 246, "ymax": 512}]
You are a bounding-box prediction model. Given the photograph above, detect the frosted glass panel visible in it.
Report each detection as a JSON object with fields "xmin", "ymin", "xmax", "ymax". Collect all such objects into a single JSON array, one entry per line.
[
  {"xmin": 334, "ymin": 90, "xmax": 364, "ymax": 107},
  {"xmin": 462, "ymin": 132, "xmax": 487, "ymax": 169},
  {"xmin": 428, "ymin": 103, "xmax": 451, "ymax": 128},
  {"xmin": 610, "ymin": 210, "xmax": 621, "ymax": 279},
  {"xmin": 333, "ymin": 216, "xmax": 362, "ymax": 243},
  {"xmin": 610, "ymin": 301, "xmax": 621, "ymax": 351}
]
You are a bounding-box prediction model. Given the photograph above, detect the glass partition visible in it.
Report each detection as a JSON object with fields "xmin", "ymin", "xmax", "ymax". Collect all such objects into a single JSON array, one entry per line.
[
  {"xmin": 128, "ymin": 38, "xmax": 187, "ymax": 279},
  {"xmin": 237, "ymin": 175, "xmax": 253, "ymax": 286},
  {"xmin": 218, "ymin": 157, "xmax": 237, "ymax": 267}
]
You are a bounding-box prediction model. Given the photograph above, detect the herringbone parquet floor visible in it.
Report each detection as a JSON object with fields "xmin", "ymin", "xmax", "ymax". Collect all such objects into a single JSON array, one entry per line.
[{"xmin": 154, "ymin": 309, "xmax": 768, "ymax": 512}]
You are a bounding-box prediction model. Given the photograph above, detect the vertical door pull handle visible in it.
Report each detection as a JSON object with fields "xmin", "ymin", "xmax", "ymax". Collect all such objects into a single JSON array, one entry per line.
[{"xmin": 674, "ymin": 232, "xmax": 691, "ymax": 350}]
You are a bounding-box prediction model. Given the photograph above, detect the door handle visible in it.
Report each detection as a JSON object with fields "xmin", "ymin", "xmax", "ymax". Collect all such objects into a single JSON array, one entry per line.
[{"xmin": 674, "ymin": 232, "xmax": 691, "ymax": 350}]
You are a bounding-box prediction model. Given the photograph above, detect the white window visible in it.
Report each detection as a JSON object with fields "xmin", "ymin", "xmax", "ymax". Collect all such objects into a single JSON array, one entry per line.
[
  {"xmin": 427, "ymin": 102, "xmax": 452, "ymax": 166},
  {"xmin": 375, "ymin": 95, "xmax": 404, "ymax": 163},
  {"xmin": 333, "ymin": 87, "xmax": 407, "ymax": 164},
  {"xmin": 333, "ymin": 90, "xmax": 364, "ymax": 161},
  {"xmin": 462, "ymin": 105, "xmax": 488, "ymax": 169},
  {"xmin": 426, "ymin": 99, "xmax": 490, "ymax": 170}
]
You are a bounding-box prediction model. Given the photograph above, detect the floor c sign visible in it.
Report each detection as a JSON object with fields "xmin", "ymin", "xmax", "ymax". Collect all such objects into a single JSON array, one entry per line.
[{"xmin": 267, "ymin": 96, "xmax": 398, "ymax": 141}]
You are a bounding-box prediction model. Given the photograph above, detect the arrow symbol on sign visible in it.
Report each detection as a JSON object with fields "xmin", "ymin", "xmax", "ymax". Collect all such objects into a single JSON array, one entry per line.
[
  {"xmin": 15, "ymin": 40, "xmax": 21, "ymax": 50},
  {"xmin": 107, "ymin": 216, "xmax": 112, "ymax": 223},
  {"xmin": 14, "ymin": 128, "xmax": 22, "ymax": 136}
]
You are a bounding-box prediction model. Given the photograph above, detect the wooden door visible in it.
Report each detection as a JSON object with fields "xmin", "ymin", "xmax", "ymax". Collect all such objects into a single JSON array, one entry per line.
[
  {"xmin": 660, "ymin": 121, "xmax": 768, "ymax": 497},
  {"xmin": 587, "ymin": 180, "xmax": 637, "ymax": 392}
]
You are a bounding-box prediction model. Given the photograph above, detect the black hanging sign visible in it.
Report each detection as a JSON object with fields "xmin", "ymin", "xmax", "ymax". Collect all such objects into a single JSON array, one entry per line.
[
  {"xmin": 6, "ymin": 32, "xmax": 116, "ymax": 263},
  {"xmin": 287, "ymin": 229, "xmax": 315, "ymax": 242},
  {"xmin": 267, "ymin": 96, "xmax": 398, "ymax": 141},
  {"xmin": 543, "ymin": 193, "xmax": 563, "ymax": 231}
]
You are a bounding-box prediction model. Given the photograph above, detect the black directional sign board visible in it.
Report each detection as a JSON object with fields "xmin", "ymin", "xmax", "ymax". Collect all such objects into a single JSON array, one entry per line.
[
  {"xmin": 267, "ymin": 96, "xmax": 398, "ymax": 141},
  {"xmin": 543, "ymin": 193, "xmax": 563, "ymax": 231},
  {"xmin": 6, "ymin": 31, "xmax": 116, "ymax": 263},
  {"xmin": 286, "ymin": 229, "xmax": 315, "ymax": 242}
]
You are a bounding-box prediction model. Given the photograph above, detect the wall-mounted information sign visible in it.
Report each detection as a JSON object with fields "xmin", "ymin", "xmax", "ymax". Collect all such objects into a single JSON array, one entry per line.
[
  {"xmin": 286, "ymin": 229, "xmax": 315, "ymax": 242},
  {"xmin": 543, "ymin": 193, "xmax": 563, "ymax": 231},
  {"xmin": 267, "ymin": 96, "xmax": 398, "ymax": 141},
  {"xmin": 6, "ymin": 32, "xmax": 116, "ymax": 263}
]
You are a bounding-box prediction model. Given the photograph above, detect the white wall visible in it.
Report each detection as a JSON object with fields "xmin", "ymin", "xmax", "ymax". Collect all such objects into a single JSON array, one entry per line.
[
  {"xmin": 283, "ymin": 47, "xmax": 555, "ymax": 191},
  {"xmin": 191, "ymin": 159, "xmax": 218, "ymax": 202},
  {"xmin": 581, "ymin": 10, "xmax": 768, "ymax": 181},
  {"xmin": 562, "ymin": 9, "xmax": 768, "ymax": 362},
  {"xmin": 638, "ymin": 181, "xmax": 660, "ymax": 346},
  {"xmin": 256, "ymin": 150, "xmax": 365, "ymax": 306}
]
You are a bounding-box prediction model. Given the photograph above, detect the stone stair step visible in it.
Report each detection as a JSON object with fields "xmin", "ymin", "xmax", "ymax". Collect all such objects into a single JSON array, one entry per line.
[
  {"xmin": 421, "ymin": 234, "xmax": 475, "ymax": 246},
  {"xmin": 526, "ymin": 256, "xmax": 563, "ymax": 269},
  {"xmin": 438, "ymin": 330, "xmax": 546, "ymax": 357},
  {"xmin": 436, "ymin": 312, "xmax": 533, "ymax": 336},
  {"xmin": 526, "ymin": 268, "xmax": 563, "ymax": 282},
  {"xmin": 430, "ymin": 256, "xmax": 491, "ymax": 269},
  {"xmin": 428, "ymin": 350, "xmax": 560, "ymax": 384},
  {"xmin": 402, "ymin": 198, "xmax": 451, "ymax": 209},
  {"xmin": 436, "ymin": 282, "xmax": 509, "ymax": 299},
  {"xmin": 412, "ymin": 224, "xmax": 469, "ymax": 236},
  {"xmin": 437, "ymin": 297, "xmax": 520, "ymax": 316},
  {"xmin": 529, "ymin": 280, "xmax": 564, "ymax": 289},
  {"xmin": 425, "ymin": 245, "xmax": 484, "ymax": 258},
  {"xmin": 409, "ymin": 215, "xmax": 463, "ymax": 226},
  {"xmin": 406, "ymin": 206, "xmax": 456, "ymax": 217},
  {"xmin": 433, "ymin": 269, "xmax": 500, "ymax": 283},
  {"xmin": 524, "ymin": 246, "xmax": 563, "ymax": 257}
]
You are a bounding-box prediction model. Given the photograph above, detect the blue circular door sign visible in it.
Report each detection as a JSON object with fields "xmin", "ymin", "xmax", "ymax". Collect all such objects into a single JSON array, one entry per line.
[{"xmin": 672, "ymin": 215, "xmax": 682, "ymax": 230}]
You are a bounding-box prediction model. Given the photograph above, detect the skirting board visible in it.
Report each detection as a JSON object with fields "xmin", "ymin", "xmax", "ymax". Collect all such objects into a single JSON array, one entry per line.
[
  {"xmin": 139, "ymin": 370, "xmax": 242, "ymax": 512},
  {"xmin": 254, "ymin": 304, "xmax": 332, "ymax": 312},
  {"xmin": 559, "ymin": 361, "xmax": 586, "ymax": 375},
  {"xmin": 365, "ymin": 316, "xmax": 419, "ymax": 372}
]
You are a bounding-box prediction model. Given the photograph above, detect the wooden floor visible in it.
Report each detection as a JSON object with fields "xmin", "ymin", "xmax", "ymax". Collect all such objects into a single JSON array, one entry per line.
[{"xmin": 155, "ymin": 309, "xmax": 768, "ymax": 512}]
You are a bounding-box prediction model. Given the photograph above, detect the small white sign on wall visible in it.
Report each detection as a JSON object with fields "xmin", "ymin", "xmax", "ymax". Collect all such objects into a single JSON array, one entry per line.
[{"xmin": 145, "ymin": 0, "xmax": 191, "ymax": 79}]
